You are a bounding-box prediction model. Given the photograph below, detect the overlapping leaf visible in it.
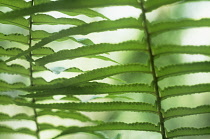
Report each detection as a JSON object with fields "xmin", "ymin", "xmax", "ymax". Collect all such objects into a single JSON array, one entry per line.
[
  {"xmin": 0, "ymin": 0, "xmax": 140, "ymax": 20},
  {"xmin": 53, "ymin": 122, "xmax": 160, "ymax": 139},
  {"xmin": 6, "ymin": 17, "xmax": 142, "ymax": 62}
]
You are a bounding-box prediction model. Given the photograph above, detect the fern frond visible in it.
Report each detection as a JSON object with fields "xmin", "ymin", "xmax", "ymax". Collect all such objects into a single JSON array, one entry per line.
[
  {"xmin": 61, "ymin": 8, "xmax": 109, "ymax": 19},
  {"xmin": 157, "ymin": 62, "xmax": 210, "ymax": 80},
  {"xmin": 0, "ymin": 113, "xmax": 33, "ymax": 121},
  {"xmin": 150, "ymin": 18, "xmax": 210, "ymax": 36},
  {"xmin": 0, "ymin": 80, "xmax": 26, "ymax": 91},
  {"xmin": 15, "ymin": 101, "xmax": 157, "ymax": 113},
  {"xmin": 54, "ymin": 122, "xmax": 160, "ymax": 139},
  {"xmin": 38, "ymin": 110, "xmax": 93, "ymax": 122},
  {"xmin": 154, "ymin": 45, "xmax": 210, "ymax": 57},
  {"xmin": 36, "ymin": 41, "xmax": 146, "ymax": 65},
  {"xmin": 0, "ymin": 33, "xmax": 28, "ymax": 45},
  {"xmin": 24, "ymin": 64, "xmax": 151, "ymax": 89},
  {"xmin": 0, "ymin": 11, "xmax": 29, "ymax": 29},
  {"xmin": 0, "ymin": 0, "xmax": 30, "ymax": 9},
  {"xmin": 6, "ymin": 18, "xmax": 141, "ymax": 62},
  {"xmin": 39, "ymin": 123, "xmax": 66, "ymax": 131},
  {"xmin": 167, "ymin": 127, "xmax": 210, "ymax": 138},
  {"xmin": 0, "ymin": 95, "xmax": 15, "ymax": 105},
  {"xmin": 0, "ymin": 126, "xmax": 35, "ymax": 136},
  {"xmin": 22, "ymin": 83, "xmax": 154, "ymax": 97},
  {"xmin": 164, "ymin": 105, "xmax": 210, "ymax": 120},
  {"xmin": 0, "ymin": 62, "xmax": 29, "ymax": 76},
  {"xmin": 0, "ymin": 47, "xmax": 23, "ymax": 57},
  {"xmin": 161, "ymin": 84, "xmax": 210, "ymax": 99},
  {"xmin": 33, "ymin": 14, "xmax": 86, "ymax": 25},
  {"xmin": 0, "ymin": 0, "xmax": 140, "ymax": 20},
  {"xmin": 39, "ymin": 123, "xmax": 108, "ymax": 139}
]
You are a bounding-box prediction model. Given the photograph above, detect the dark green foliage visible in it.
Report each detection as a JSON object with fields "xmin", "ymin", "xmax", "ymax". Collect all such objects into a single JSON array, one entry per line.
[{"xmin": 0, "ymin": 0, "xmax": 210, "ymax": 139}]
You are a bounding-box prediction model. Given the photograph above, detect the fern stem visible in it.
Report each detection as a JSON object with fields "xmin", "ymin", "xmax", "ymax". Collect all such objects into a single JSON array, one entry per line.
[
  {"xmin": 28, "ymin": 0, "xmax": 40, "ymax": 139},
  {"xmin": 139, "ymin": 1, "xmax": 167, "ymax": 138}
]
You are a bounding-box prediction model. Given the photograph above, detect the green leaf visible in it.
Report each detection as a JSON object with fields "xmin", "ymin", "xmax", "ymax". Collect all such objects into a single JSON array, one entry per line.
[
  {"xmin": 0, "ymin": 0, "xmax": 140, "ymax": 19},
  {"xmin": 86, "ymin": 55, "xmax": 119, "ymax": 64},
  {"xmin": 0, "ymin": 95, "xmax": 14, "ymax": 105},
  {"xmin": 154, "ymin": 45, "xmax": 210, "ymax": 57},
  {"xmin": 157, "ymin": 62, "xmax": 210, "ymax": 80},
  {"xmin": 22, "ymin": 83, "xmax": 154, "ymax": 97},
  {"xmin": 0, "ymin": 126, "xmax": 35, "ymax": 136},
  {"xmin": 61, "ymin": 8, "xmax": 109, "ymax": 20},
  {"xmin": 15, "ymin": 101, "xmax": 157, "ymax": 113},
  {"xmin": 7, "ymin": 18, "xmax": 142, "ymax": 62},
  {"xmin": 0, "ymin": 80, "xmax": 26, "ymax": 92},
  {"xmin": 33, "ymin": 14, "xmax": 86, "ymax": 25},
  {"xmin": 0, "ymin": 61, "xmax": 29, "ymax": 76},
  {"xmin": 0, "ymin": 0, "xmax": 30, "ymax": 9},
  {"xmin": 167, "ymin": 127, "xmax": 210, "ymax": 138},
  {"xmin": 0, "ymin": 11, "xmax": 29, "ymax": 29},
  {"xmin": 39, "ymin": 123, "xmax": 66, "ymax": 131},
  {"xmin": 53, "ymin": 122, "xmax": 160, "ymax": 139},
  {"xmin": 161, "ymin": 84, "xmax": 210, "ymax": 99},
  {"xmin": 164, "ymin": 105, "xmax": 210, "ymax": 120},
  {"xmin": 36, "ymin": 41, "xmax": 146, "ymax": 65},
  {"xmin": 38, "ymin": 110, "xmax": 93, "ymax": 122},
  {"xmin": 0, "ymin": 47, "xmax": 23, "ymax": 57},
  {"xmin": 0, "ymin": 113, "xmax": 33, "ymax": 121},
  {"xmin": 23, "ymin": 64, "xmax": 151, "ymax": 89},
  {"xmin": 149, "ymin": 18, "xmax": 210, "ymax": 36},
  {"xmin": 0, "ymin": 33, "xmax": 28, "ymax": 44},
  {"xmin": 32, "ymin": 47, "xmax": 54, "ymax": 56}
]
